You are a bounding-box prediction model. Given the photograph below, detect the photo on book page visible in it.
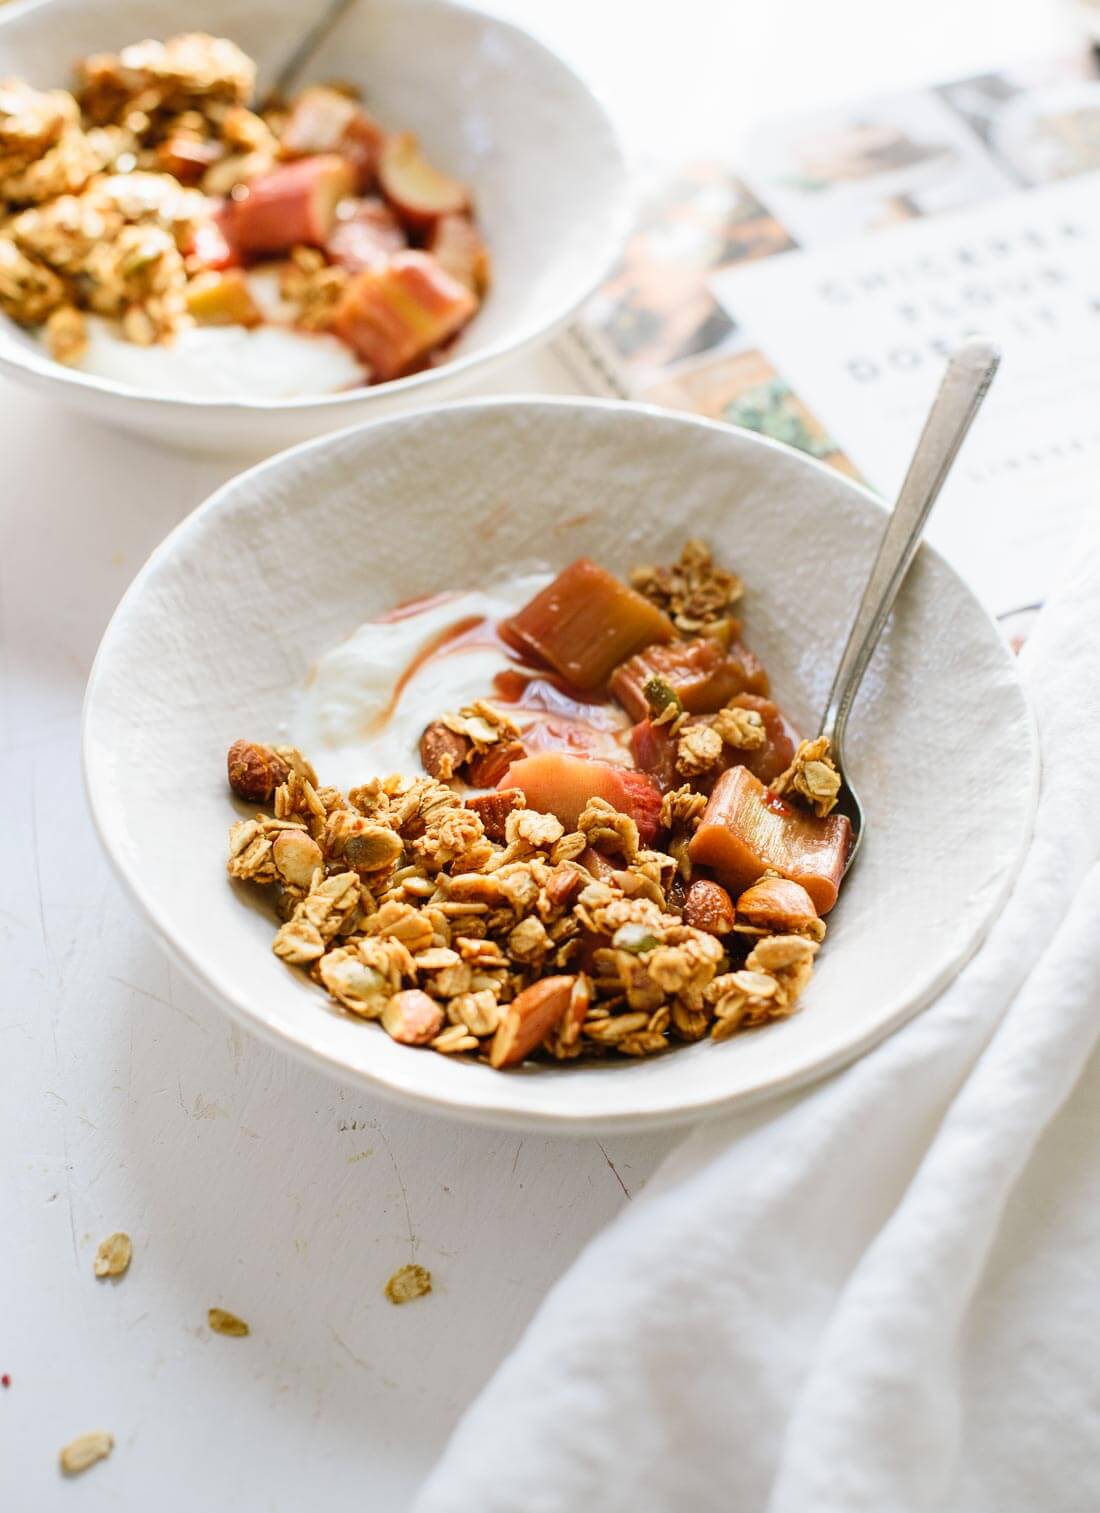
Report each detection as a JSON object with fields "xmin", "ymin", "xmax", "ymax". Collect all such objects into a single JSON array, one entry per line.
[
  {"xmin": 583, "ymin": 162, "xmax": 795, "ymax": 382},
  {"xmin": 937, "ymin": 51, "xmax": 1100, "ymax": 185},
  {"xmin": 640, "ymin": 341, "xmax": 860, "ymax": 481},
  {"xmin": 732, "ymin": 87, "xmax": 1018, "ymax": 245}
]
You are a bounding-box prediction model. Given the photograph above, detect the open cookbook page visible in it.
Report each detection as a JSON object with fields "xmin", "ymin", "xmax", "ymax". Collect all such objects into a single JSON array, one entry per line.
[{"xmin": 579, "ymin": 49, "xmax": 1100, "ymax": 633}]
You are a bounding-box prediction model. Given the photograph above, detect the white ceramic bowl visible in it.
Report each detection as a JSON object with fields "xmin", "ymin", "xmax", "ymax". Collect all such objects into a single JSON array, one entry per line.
[
  {"xmin": 83, "ymin": 399, "xmax": 1038, "ymax": 1132},
  {"xmin": 0, "ymin": 0, "xmax": 627, "ymax": 453}
]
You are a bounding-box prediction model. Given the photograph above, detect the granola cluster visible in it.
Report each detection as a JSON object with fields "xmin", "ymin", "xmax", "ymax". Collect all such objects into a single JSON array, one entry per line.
[
  {"xmin": 225, "ymin": 740, "xmax": 825, "ymax": 1069},
  {"xmin": 630, "ymin": 538, "xmax": 744, "ymax": 635}
]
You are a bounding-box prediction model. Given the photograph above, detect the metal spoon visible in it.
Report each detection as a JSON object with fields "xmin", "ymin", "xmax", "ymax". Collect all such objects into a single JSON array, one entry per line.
[
  {"xmin": 820, "ymin": 336, "xmax": 1001, "ymax": 875},
  {"xmin": 257, "ymin": 0, "xmax": 361, "ymax": 112}
]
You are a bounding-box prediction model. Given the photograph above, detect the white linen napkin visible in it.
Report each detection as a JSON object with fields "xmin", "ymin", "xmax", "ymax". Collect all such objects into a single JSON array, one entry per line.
[{"xmin": 413, "ymin": 520, "xmax": 1100, "ymax": 1513}]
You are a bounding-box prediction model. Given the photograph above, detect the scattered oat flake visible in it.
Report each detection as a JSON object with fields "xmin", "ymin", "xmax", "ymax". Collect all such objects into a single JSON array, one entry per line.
[
  {"xmin": 207, "ymin": 1307, "xmax": 250, "ymax": 1337},
  {"xmin": 385, "ymin": 1263, "xmax": 432, "ymax": 1305},
  {"xmin": 93, "ymin": 1231, "xmax": 132, "ymax": 1278},
  {"xmin": 59, "ymin": 1430, "xmax": 113, "ymax": 1476}
]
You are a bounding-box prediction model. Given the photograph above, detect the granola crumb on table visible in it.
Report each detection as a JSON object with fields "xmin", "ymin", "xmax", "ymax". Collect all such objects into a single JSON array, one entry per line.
[{"xmin": 223, "ymin": 541, "xmax": 846, "ymax": 1071}]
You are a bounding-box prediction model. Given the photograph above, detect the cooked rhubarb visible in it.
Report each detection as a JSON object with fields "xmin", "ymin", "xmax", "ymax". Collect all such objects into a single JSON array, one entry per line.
[
  {"xmin": 280, "ymin": 87, "xmax": 385, "ymax": 187},
  {"xmin": 689, "ymin": 765, "xmax": 850, "ymax": 913},
  {"xmin": 610, "ymin": 636, "xmax": 770, "ymax": 721},
  {"xmin": 379, "ymin": 132, "xmax": 469, "ymax": 230},
  {"xmin": 722, "ymin": 694, "xmax": 797, "ymax": 786},
  {"xmin": 331, "ymin": 248, "xmax": 478, "ymax": 378},
  {"xmin": 630, "ymin": 718, "xmax": 679, "ymax": 791},
  {"xmin": 429, "ymin": 213, "xmax": 490, "ymax": 295},
  {"xmin": 500, "ymin": 752, "xmax": 662, "ymax": 844},
  {"xmin": 219, "ymin": 155, "xmax": 355, "ymax": 255},
  {"xmin": 332, "ymin": 250, "xmax": 477, "ymax": 380},
  {"xmin": 326, "ymin": 197, "xmax": 406, "ymax": 273},
  {"xmin": 500, "ymin": 560, "xmax": 675, "ymax": 692}
]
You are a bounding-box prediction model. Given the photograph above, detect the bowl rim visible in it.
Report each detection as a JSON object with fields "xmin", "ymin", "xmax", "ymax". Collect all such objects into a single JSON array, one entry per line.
[
  {"xmin": 0, "ymin": 0, "xmax": 630, "ymax": 414},
  {"xmin": 81, "ymin": 396, "xmax": 1040, "ymax": 1132}
]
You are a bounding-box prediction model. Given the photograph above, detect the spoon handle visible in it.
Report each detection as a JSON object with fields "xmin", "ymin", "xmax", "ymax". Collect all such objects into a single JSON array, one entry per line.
[{"xmin": 819, "ymin": 336, "xmax": 1001, "ymax": 756}]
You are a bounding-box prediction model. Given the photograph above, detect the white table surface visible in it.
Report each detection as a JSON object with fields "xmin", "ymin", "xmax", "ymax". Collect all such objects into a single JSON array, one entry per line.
[{"xmin": 1, "ymin": 0, "xmax": 1075, "ymax": 1505}]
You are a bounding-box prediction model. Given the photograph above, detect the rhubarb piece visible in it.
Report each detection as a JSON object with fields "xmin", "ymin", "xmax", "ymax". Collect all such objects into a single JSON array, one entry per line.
[
  {"xmin": 683, "ymin": 879, "xmax": 736, "ymax": 935},
  {"xmin": 326, "ymin": 196, "xmax": 406, "ymax": 272},
  {"xmin": 689, "ymin": 766, "xmax": 850, "ymax": 914},
  {"xmin": 428, "ymin": 213, "xmax": 490, "ymax": 295},
  {"xmin": 185, "ymin": 268, "xmax": 261, "ymax": 326},
  {"xmin": 379, "ymin": 131, "xmax": 469, "ymax": 230},
  {"xmin": 188, "ymin": 215, "xmax": 239, "ymax": 270},
  {"xmin": 281, "ymin": 86, "xmax": 385, "ymax": 187},
  {"xmin": 500, "ymin": 752, "xmax": 662, "ymax": 844},
  {"xmin": 219, "ymin": 155, "xmax": 355, "ymax": 255},
  {"xmin": 465, "ymin": 788, "xmax": 525, "ymax": 842},
  {"xmin": 610, "ymin": 636, "xmax": 769, "ymax": 722},
  {"xmin": 331, "ymin": 250, "xmax": 477, "ymax": 380},
  {"xmin": 519, "ymin": 715, "xmax": 628, "ymax": 766},
  {"xmin": 630, "ymin": 718, "xmax": 679, "ymax": 791},
  {"xmin": 501, "ymin": 560, "xmax": 675, "ymax": 692},
  {"xmin": 736, "ymin": 876, "xmax": 820, "ymax": 934},
  {"xmin": 490, "ymin": 975, "xmax": 588, "ymax": 1068}
]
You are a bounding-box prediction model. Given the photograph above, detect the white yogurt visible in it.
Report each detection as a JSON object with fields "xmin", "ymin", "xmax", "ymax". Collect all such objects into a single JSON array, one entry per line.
[
  {"xmin": 291, "ymin": 576, "xmax": 630, "ymax": 792},
  {"xmin": 71, "ymin": 313, "xmax": 363, "ymax": 399}
]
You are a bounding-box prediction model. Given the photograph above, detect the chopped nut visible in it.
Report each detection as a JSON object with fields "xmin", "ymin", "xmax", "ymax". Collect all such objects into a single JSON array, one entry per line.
[
  {"xmin": 772, "ymin": 737, "xmax": 842, "ymax": 817},
  {"xmin": 683, "ymin": 879, "xmax": 736, "ymax": 935},
  {"xmin": 465, "ymin": 787, "xmax": 524, "ymax": 842},
  {"xmin": 227, "ymin": 739, "xmax": 290, "ymax": 803},
  {"xmin": 676, "ymin": 723, "xmax": 723, "ymax": 777},
  {"xmin": 59, "ymin": 1430, "xmax": 114, "ymax": 1476},
  {"xmin": 382, "ymin": 989, "xmax": 445, "ymax": 1045},
  {"xmin": 93, "ymin": 1231, "xmax": 132, "ymax": 1278},
  {"xmin": 490, "ymin": 975, "xmax": 586, "ymax": 1068},
  {"xmin": 419, "ymin": 720, "xmax": 470, "ymax": 780},
  {"xmin": 385, "ymin": 1263, "xmax": 432, "ymax": 1304},
  {"xmin": 736, "ymin": 876, "xmax": 821, "ymax": 936},
  {"xmin": 207, "ymin": 1307, "xmax": 250, "ymax": 1337}
]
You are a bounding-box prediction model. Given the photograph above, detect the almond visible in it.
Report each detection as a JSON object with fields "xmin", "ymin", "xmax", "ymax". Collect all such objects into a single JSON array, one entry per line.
[
  {"xmin": 419, "ymin": 720, "xmax": 470, "ymax": 779},
  {"xmin": 736, "ymin": 876, "xmax": 819, "ymax": 933},
  {"xmin": 683, "ymin": 879, "xmax": 736, "ymax": 935},
  {"xmin": 489, "ymin": 975, "xmax": 588, "ymax": 1069},
  {"xmin": 466, "ymin": 740, "xmax": 526, "ymax": 789},
  {"xmin": 465, "ymin": 787, "xmax": 525, "ymax": 842}
]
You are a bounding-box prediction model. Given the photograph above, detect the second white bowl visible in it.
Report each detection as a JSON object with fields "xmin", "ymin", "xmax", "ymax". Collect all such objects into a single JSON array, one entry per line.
[{"xmin": 0, "ymin": 0, "xmax": 627, "ymax": 452}]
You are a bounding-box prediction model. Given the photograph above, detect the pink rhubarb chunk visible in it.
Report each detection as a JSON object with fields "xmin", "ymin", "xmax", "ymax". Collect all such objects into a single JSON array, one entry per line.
[{"xmin": 500, "ymin": 752, "xmax": 662, "ymax": 844}]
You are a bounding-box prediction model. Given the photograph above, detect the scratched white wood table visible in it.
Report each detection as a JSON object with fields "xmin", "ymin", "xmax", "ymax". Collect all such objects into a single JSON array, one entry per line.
[{"xmin": 1, "ymin": 0, "xmax": 1069, "ymax": 1505}]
